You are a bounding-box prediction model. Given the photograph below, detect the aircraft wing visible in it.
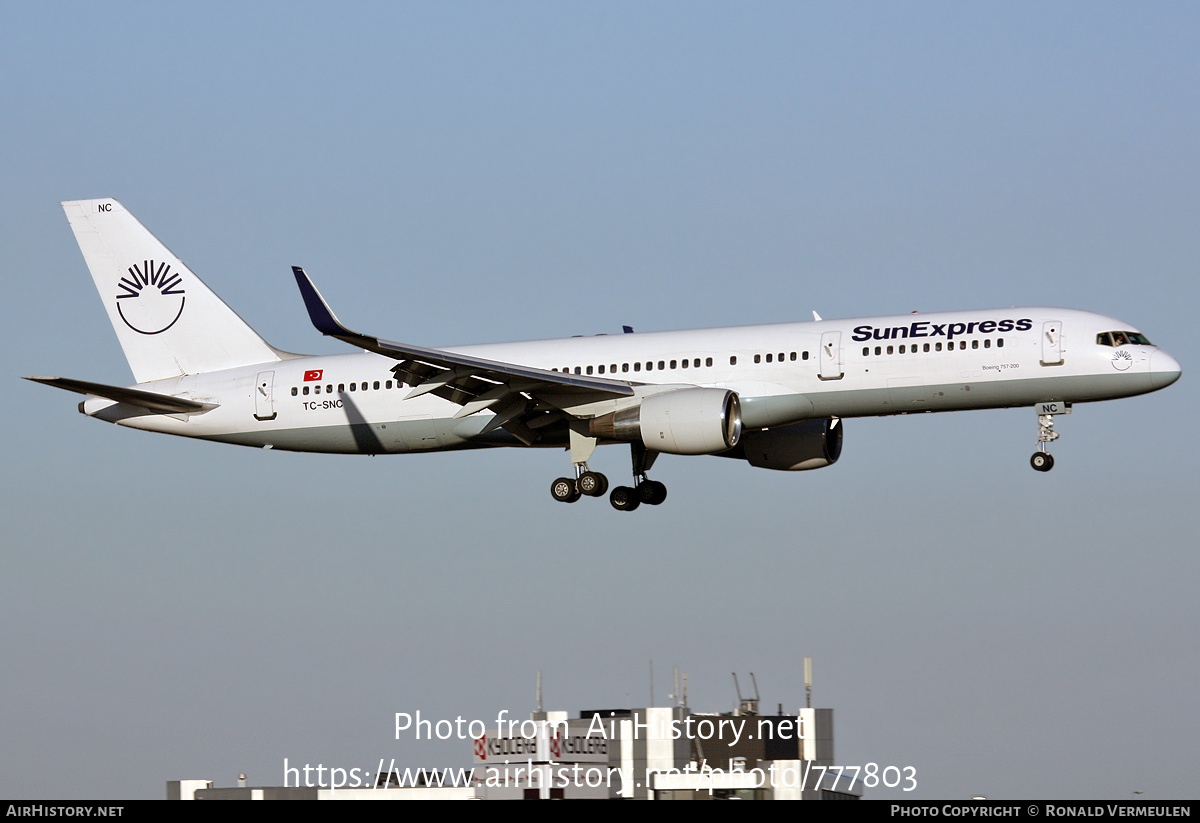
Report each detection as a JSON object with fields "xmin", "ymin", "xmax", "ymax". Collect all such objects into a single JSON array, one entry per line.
[
  {"xmin": 292, "ymin": 268, "xmax": 634, "ymax": 443},
  {"xmin": 24, "ymin": 376, "xmax": 218, "ymax": 415}
]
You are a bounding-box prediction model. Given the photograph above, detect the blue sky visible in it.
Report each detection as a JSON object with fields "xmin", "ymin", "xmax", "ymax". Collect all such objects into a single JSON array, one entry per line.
[{"xmin": 2, "ymin": 1, "xmax": 1197, "ymax": 799}]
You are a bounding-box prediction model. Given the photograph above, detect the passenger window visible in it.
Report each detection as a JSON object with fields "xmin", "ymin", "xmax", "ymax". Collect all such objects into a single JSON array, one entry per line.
[
  {"xmin": 997, "ymin": 339, "xmax": 1004, "ymax": 348},
  {"xmin": 863, "ymin": 347, "xmax": 869, "ymax": 356},
  {"xmin": 586, "ymin": 366, "xmax": 593, "ymax": 375},
  {"xmin": 705, "ymin": 357, "xmax": 712, "ymax": 367},
  {"xmin": 875, "ymin": 346, "xmax": 882, "ymax": 355},
  {"xmin": 935, "ymin": 343, "xmax": 942, "ymax": 352},
  {"xmin": 766, "ymin": 353, "xmax": 772, "ymax": 363},
  {"xmin": 374, "ymin": 381, "xmax": 380, "ymax": 389},
  {"xmin": 754, "ymin": 354, "xmax": 761, "ymax": 364},
  {"xmin": 899, "ymin": 345, "xmax": 906, "ymax": 354},
  {"xmin": 923, "ymin": 343, "xmax": 930, "ymax": 352},
  {"xmin": 682, "ymin": 359, "xmax": 689, "ymax": 369},
  {"xmin": 729, "ymin": 356, "xmax": 737, "ymax": 366},
  {"xmin": 315, "ymin": 385, "xmax": 321, "ymax": 394},
  {"xmin": 887, "ymin": 345, "xmax": 893, "ymax": 355},
  {"xmin": 598, "ymin": 365, "xmax": 605, "ymax": 374},
  {"xmin": 658, "ymin": 361, "xmax": 665, "ymax": 370},
  {"xmin": 327, "ymin": 385, "xmax": 333, "ymax": 393},
  {"xmin": 972, "ymin": 340, "xmax": 978, "ymax": 350},
  {"xmin": 646, "ymin": 362, "xmax": 653, "ymax": 371},
  {"xmin": 622, "ymin": 363, "xmax": 629, "ymax": 373},
  {"xmin": 694, "ymin": 359, "xmax": 701, "ymax": 368},
  {"xmin": 574, "ymin": 367, "xmax": 581, "ymax": 374},
  {"xmin": 338, "ymin": 384, "xmax": 345, "ymax": 392},
  {"xmin": 670, "ymin": 360, "xmax": 677, "ymax": 369},
  {"xmin": 634, "ymin": 362, "xmax": 641, "ymax": 372},
  {"xmin": 291, "ymin": 387, "xmax": 297, "ymax": 396}
]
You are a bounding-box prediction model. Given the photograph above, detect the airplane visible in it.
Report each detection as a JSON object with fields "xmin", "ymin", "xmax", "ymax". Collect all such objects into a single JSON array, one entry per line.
[{"xmin": 27, "ymin": 199, "xmax": 1182, "ymax": 511}]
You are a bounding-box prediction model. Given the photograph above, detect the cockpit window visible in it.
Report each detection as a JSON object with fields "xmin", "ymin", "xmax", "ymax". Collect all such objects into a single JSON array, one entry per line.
[{"xmin": 1098, "ymin": 331, "xmax": 1153, "ymax": 347}]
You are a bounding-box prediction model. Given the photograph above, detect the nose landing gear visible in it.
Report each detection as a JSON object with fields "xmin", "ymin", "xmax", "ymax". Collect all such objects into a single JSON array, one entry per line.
[{"xmin": 1030, "ymin": 402, "xmax": 1070, "ymax": 472}]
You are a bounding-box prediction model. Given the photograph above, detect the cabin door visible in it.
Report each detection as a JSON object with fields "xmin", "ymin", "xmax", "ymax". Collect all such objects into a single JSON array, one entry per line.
[
  {"xmin": 1041, "ymin": 321, "xmax": 1063, "ymax": 366},
  {"xmin": 254, "ymin": 370, "xmax": 277, "ymax": 420},
  {"xmin": 819, "ymin": 332, "xmax": 843, "ymax": 380}
]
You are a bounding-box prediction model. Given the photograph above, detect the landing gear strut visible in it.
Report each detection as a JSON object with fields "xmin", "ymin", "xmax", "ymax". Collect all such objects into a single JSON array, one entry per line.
[
  {"xmin": 1030, "ymin": 402, "xmax": 1069, "ymax": 472},
  {"xmin": 610, "ymin": 443, "xmax": 667, "ymax": 511},
  {"xmin": 550, "ymin": 424, "xmax": 608, "ymax": 504}
]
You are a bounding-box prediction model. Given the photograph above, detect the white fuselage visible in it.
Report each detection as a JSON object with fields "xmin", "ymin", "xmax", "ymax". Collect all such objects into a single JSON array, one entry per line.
[{"xmin": 84, "ymin": 306, "xmax": 1181, "ymax": 456}]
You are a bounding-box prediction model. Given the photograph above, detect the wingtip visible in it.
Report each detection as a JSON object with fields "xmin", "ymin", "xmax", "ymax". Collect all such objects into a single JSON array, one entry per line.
[{"xmin": 291, "ymin": 267, "xmax": 346, "ymax": 336}]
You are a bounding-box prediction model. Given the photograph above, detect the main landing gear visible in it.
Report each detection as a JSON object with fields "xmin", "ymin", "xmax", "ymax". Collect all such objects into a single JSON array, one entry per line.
[
  {"xmin": 549, "ymin": 443, "xmax": 668, "ymax": 511},
  {"xmin": 551, "ymin": 466, "xmax": 609, "ymax": 503},
  {"xmin": 609, "ymin": 443, "xmax": 667, "ymax": 511},
  {"xmin": 1030, "ymin": 402, "xmax": 1069, "ymax": 472}
]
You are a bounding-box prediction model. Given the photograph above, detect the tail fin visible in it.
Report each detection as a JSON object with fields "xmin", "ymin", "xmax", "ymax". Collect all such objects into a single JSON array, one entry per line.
[{"xmin": 62, "ymin": 199, "xmax": 281, "ymax": 383}]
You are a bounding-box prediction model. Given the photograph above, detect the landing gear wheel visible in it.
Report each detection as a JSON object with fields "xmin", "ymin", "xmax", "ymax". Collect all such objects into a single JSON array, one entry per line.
[
  {"xmin": 551, "ymin": 476, "xmax": 581, "ymax": 502},
  {"xmin": 1030, "ymin": 452, "xmax": 1054, "ymax": 472},
  {"xmin": 609, "ymin": 485, "xmax": 641, "ymax": 511},
  {"xmin": 637, "ymin": 479, "xmax": 668, "ymax": 506},
  {"xmin": 578, "ymin": 471, "xmax": 609, "ymax": 497}
]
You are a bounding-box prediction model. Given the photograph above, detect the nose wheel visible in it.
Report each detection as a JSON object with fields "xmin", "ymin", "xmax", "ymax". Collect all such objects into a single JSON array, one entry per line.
[{"xmin": 1030, "ymin": 451, "xmax": 1054, "ymax": 472}]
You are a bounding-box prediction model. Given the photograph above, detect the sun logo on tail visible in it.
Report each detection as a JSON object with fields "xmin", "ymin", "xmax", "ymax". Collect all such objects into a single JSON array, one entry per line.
[{"xmin": 116, "ymin": 259, "xmax": 186, "ymax": 335}]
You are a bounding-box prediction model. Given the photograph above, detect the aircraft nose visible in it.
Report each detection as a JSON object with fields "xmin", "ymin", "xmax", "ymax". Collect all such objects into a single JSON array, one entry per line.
[{"xmin": 1150, "ymin": 350, "xmax": 1182, "ymax": 390}]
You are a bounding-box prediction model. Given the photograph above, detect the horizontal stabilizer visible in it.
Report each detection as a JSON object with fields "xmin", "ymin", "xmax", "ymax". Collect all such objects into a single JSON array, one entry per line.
[{"xmin": 24, "ymin": 376, "xmax": 217, "ymax": 415}]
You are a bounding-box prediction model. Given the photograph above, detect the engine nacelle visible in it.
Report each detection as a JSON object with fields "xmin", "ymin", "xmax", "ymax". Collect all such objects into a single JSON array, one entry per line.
[
  {"xmin": 739, "ymin": 418, "xmax": 843, "ymax": 471},
  {"xmin": 590, "ymin": 388, "xmax": 742, "ymax": 455}
]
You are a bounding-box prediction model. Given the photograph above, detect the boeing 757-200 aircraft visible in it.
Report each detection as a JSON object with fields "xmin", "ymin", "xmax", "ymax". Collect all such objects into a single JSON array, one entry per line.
[{"xmin": 28, "ymin": 199, "xmax": 1182, "ymax": 510}]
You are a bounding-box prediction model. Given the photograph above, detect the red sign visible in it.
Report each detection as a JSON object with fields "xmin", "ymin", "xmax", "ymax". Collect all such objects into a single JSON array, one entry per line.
[{"xmin": 303, "ymin": 370, "xmax": 323, "ymax": 382}]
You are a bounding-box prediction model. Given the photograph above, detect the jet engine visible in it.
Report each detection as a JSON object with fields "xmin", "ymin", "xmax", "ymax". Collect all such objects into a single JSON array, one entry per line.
[
  {"xmin": 589, "ymin": 388, "xmax": 742, "ymax": 455},
  {"xmin": 737, "ymin": 418, "xmax": 842, "ymax": 471}
]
